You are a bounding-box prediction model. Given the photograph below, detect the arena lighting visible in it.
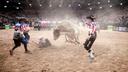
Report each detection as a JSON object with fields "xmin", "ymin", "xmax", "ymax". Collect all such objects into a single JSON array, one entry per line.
[
  {"xmin": 120, "ymin": 3, "xmax": 123, "ymax": 5},
  {"xmin": 29, "ymin": 3, "xmax": 32, "ymax": 7},
  {"xmin": 78, "ymin": 4, "xmax": 81, "ymax": 6},
  {"xmin": 39, "ymin": 4, "xmax": 42, "ymax": 7},
  {"xmin": 49, "ymin": 4, "xmax": 52, "ymax": 7},
  {"xmin": 89, "ymin": 7, "xmax": 92, "ymax": 10},
  {"xmin": 4, "ymin": 5, "xmax": 7, "ymax": 8},
  {"xmin": 16, "ymin": 7, "xmax": 19, "ymax": 9},
  {"xmin": 68, "ymin": 4, "xmax": 71, "ymax": 7},
  {"xmin": 88, "ymin": 3, "xmax": 91, "ymax": 6},
  {"xmin": 18, "ymin": 2, "xmax": 21, "ymax": 5},
  {"xmin": 109, "ymin": 5, "xmax": 112, "ymax": 8},
  {"xmin": 99, "ymin": 6, "xmax": 103, "ymax": 9},
  {"xmin": 108, "ymin": 0, "xmax": 110, "ymax": 3},
  {"xmin": 59, "ymin": 4, "xmax": 62, "ymax": 7},
  {"xmin": 6, "ymin": 1, "xmax": 9, "ymax": 3},
  {"xmin": 98, "ymin": 2, "xmax": 101, "ymax": 4}
]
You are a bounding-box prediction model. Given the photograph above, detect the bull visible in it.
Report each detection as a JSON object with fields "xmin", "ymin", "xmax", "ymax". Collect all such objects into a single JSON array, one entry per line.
[{"xmin": 53, "ymin": 22, "xmax": 80, "ymax": 44}]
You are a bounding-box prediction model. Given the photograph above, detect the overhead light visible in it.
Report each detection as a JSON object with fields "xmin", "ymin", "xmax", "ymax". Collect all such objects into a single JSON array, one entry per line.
[
  {"xmin": 108, "ymin": 0, "xmax": 110, "ymax": 3},
  {"xmin": 88, "ymin": 3, "xmax": 91, "ymax": 6},
  {"xmin": 6, "ymin": 1, "xmax": 9, "ymax": 3},
  {"xmin": 99, "ymin": 6, "xmax": 103, "ymax": 9},
  {"xmin": 109, "ymin": 5, "xmax": 112, "ymax": 8},
  {"xmin": 68, "ymin": 4, "xmax": 71, "ymax": 7},
  {"xmin": 49, "ymin": 4, "xmax": 52, "ymax": 7},
  {"xmin": 40, "ymin": 4, "xmax": 42, "ymax": 7},
  {"xmin": 29, "ymin": 4, "xmax": 32, "ymax": 6},
  {"xmin": 16, "ymin": 7, "xmax": 19, "ymax": 9},
  {"xmin": 18, "ymin": 2, "xmax": 21, "ymax": 5},
  {"xmin": 78, "ymin": 4, "xmax": 81, "ymax": 6},
  {"xmin": 4, "ymin": 5, "xmax": 7, "ymax": 8},
  {"xmin": 89, "ymin": 8, "xmax": 92, "ymax": 10},
  {"xmin": 59, "ymin": 4, "xmax": 62, "ymax": 7},
  {"xmin": 120, "ymin": 3, "xmax": 123, "ymax": 5},
  {"xmin": 98, "ymin": 2, "xmax": 101, "ymax": 4}
]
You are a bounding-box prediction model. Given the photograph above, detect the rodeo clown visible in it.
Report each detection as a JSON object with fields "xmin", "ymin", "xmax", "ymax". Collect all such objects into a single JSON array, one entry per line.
[
  {"xmin": 9, "ymin": 19, "xmax": 31, "ymax": 56},
  {"xmin": 83, "ymin": 15, "xmax": 97, "ymax": 60}
]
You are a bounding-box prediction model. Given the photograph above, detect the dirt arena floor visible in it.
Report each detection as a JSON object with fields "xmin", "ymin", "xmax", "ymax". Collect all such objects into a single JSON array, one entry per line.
[{"xmin": 0, "ymin": 29, "xmax": 128, "ymax": 72}]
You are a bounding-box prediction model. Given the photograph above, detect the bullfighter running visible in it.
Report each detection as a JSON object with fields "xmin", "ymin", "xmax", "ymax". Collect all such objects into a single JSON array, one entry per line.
[{"xmin": 83, "ymin": 15, "xmax": 97, "ymax": 62}]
